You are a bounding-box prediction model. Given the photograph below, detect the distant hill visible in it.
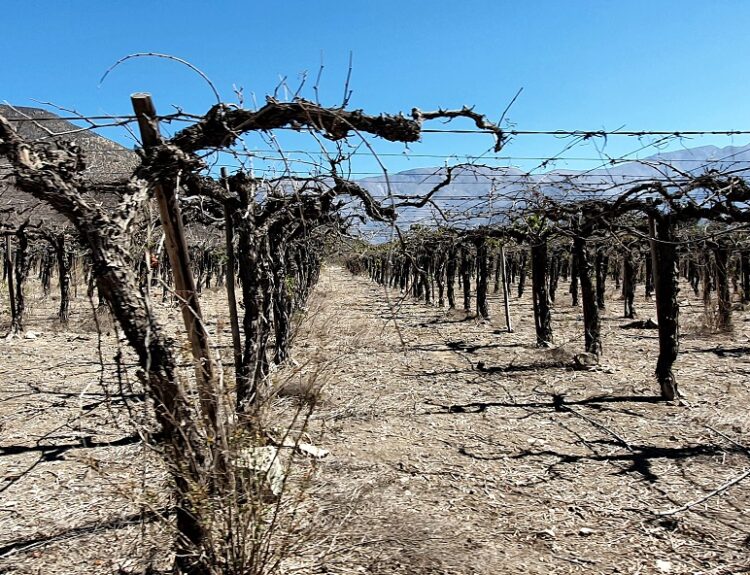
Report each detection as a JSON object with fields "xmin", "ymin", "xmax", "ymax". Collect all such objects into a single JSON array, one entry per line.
[
  {"xmin": 354, "ymin": 141, "xmax": 750, "ymax": 235},
  {"xmin": 0, "ymin": 105, "xmax": 138, "ymax": 226}
]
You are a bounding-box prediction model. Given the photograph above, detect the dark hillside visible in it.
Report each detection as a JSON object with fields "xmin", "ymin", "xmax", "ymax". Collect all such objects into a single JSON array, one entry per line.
[{"xmin": 0, "ymin": 105, "xmax": 138, "ymax": 225}]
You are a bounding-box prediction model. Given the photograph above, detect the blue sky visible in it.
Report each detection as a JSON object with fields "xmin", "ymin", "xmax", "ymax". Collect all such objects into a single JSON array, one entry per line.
[{"xmin": 2, "ymin": 0, "xmax": 750, "ymax": 175}]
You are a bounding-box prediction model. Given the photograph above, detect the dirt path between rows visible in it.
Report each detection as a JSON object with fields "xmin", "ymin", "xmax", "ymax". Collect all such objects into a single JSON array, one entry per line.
[
  {"xmin": 296, "ymin": 266, "xmax": 750, "ymax": 575},
  {"xmin": 1, "ymin": 265, "xmax": 749, "ymax": 574}
]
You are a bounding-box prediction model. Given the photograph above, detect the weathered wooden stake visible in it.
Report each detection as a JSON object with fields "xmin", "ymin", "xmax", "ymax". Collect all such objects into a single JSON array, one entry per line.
[
  {"xmin": 5, "ymin": 235, "xmax": 17, "ymax": 332},
  {"xmin": 221, "ymin": 169, "xmax": 243, "ymax": 382},
  {"xmin": 131, "ymin": 93, "xmax": 218, "ymax": 435},
  {"xmin": 500, "ymin": 244, "xmax": 513, "ymax": 332},
  {"xmin": 648, "ymin": 214, "xmax": 660, "ymax": 302}
]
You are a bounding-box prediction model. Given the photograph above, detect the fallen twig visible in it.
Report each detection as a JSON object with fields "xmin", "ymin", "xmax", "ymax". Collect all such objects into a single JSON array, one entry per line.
[{"xmin": 656, "ymin": 467, "xmax": 750, "ymax": 516}]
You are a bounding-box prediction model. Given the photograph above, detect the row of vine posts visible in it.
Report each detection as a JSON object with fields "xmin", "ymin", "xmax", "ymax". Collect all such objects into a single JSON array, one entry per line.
[{"xmin": 349, "ymin": 174, "xmax": 750, "ymax": 403}]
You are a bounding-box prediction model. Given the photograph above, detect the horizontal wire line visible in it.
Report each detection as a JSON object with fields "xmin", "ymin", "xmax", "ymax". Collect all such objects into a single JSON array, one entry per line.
[
  {"xmin": 3, "ymin": 116, "xmax": 750, "ymax": 137},
  {"xmin": 207, "ymin": 150, "xmax": 750, "ymax": 162}
]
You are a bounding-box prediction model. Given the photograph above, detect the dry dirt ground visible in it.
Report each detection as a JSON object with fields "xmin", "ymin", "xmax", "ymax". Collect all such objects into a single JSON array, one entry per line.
[{"xmin": 1, "ymin": 265, "xmax": 749, "ymax": 574}]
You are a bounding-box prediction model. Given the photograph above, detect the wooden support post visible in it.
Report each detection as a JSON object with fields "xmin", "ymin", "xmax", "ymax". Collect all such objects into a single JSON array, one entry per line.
[
  {"xmin": 131, "ymin": 93, "xmax": 218, "ymax": 435},
  {"xmin": 221, "ymin": 168, "xmax": 243, "ymax": 383},
  {"xmin": 742, "ymin": 251, "xmax": 750, "ymax": 303},
  {"xmin": 5, "ymin": 235, "xmax": 17, "ymax": 333},
  {"xmin": 648, "ymin": 214, "xmax": 660, "ymax": 301},
  {"xmin": 500, "ymin": 244, "xmax": 513, "ymax": 332}
]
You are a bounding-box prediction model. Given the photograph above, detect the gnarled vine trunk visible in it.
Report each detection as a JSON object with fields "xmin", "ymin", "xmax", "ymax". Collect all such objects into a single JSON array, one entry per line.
[
  {"xmin": 460, "ymin": 245, "xmax": 472, "ymax": 313},
  {"xmin": 475, "ymin": 238, "xmax": 490, "ymax": 319},
  {"xmin": 446, "ymin": 248, "xmax": 457, "ymax": 309},
  {"xmin": 530, "ymin": 239, "xmax": 552, "ymax": 347},
  {"xmin": 573, "ymin": 235, "xmax": 602, "ymax": 355},
  {"xmin": 56, "ymin": 234, "xmax": 72, "ymax": 324},
  {"xmin": 569, "ymin": 250, "xmax": 579, "ymax": 307},
  {"xmin": 713, "ymin": 243, "xmax": 732, "ymax": 330},
  {"xmin": 651, "ymin": 214, "xmax": 679, "ymax": 400},
  {"xmin": 622, "ymin": 250, "xmax": 636, "ymax": 319}
]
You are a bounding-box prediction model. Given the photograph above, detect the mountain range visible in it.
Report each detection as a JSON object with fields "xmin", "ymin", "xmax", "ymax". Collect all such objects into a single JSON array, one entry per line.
[{"xmin": 353, "ymin": 142, "xmax": 750, "ymax": 235}]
